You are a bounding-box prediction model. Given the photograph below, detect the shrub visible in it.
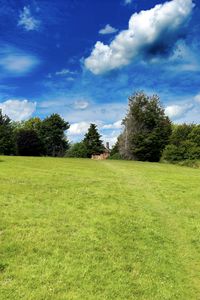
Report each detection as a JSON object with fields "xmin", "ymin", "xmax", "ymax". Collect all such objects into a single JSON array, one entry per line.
[{"xmin": 66, "ymin": 142, "xmax": 87, "ymax": 158}]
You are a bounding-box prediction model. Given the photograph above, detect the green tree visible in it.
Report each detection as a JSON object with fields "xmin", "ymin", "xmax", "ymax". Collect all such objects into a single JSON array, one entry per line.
[
  {"xmin": 23, "ymin": 117, "xmax": 42, "ymax": 132},
  {"xmin": 83, "ymin": 123, "xmax": 104, "ymax": 158},
  {"xmin": 15, "ymin": 129, "xmax": 43, "ymax": 156},
  {"xmin": 40, "ymin": 114, "xmax": 70, "ymax": 157},
  {"xmin": 119, "ymin": 92, "xmax": 172, "ymax": 162},
  {"xmin": 170, "ymin": 123, "xmax": 194, "ymax": 146},
  {"xmin": 162, "ymin": 124, "xmax": 200, "ymax": 162},
  {"xmin": 188, "ymin": 125, "xmax": 200, "ymax": 147},
  {"xmin": 66, "ymin": 142, "xmax": 87, "ymax": 158},
  {"xmin": 0, "ymin": 109, "xmax": 15, "ymax": 155}
]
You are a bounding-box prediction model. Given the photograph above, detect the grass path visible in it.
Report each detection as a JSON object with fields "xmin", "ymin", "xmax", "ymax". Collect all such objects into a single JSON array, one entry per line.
[{"xmin": 0, "ymin": 156, "xmax": 200, "ymax": 299}]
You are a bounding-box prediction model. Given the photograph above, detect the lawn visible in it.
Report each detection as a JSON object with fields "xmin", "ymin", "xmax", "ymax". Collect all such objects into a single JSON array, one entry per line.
[{"xmin": 0, "ymin": 156, "xmax": 200, "ymax": 300}]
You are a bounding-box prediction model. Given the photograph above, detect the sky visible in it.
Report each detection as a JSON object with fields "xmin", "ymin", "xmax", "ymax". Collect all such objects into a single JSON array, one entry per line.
[{"xmin": 0, "ymin": 0, "xmax": 200, "ymax": 145}]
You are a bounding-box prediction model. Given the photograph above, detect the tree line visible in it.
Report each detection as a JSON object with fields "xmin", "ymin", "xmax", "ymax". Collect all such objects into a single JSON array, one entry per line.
[
  {"xmin": 0, "ymin": 92, "xmax": 199, "ymax": 164},
  {"xmin": 0, "ymin": 112, "xmax": 69, "ymax": 157}
]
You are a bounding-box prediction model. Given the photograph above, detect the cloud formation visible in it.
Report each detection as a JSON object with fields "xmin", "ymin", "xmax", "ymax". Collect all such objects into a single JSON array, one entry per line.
[
  {"xmin": 0, "ymin": 45, "xmax": 39, "ymax": 76},
  {"xmin": 68, "ymin": 122, "xmax": 90, "ymax": 135},
  {"xmin": 99, "ymin": 24, "xmax": 118, "ymax": 35},
  {"xmin": 165, "ymin": 104, "xmax": 188, "ymax": 119},
  {"xmin": 102, "ymin": 120, "xmax": 122, "ymax": 129},
  {"xmin": 18, "ymin": 6, "xmax": 40, "ymax": 31},
  {"xmin": 0, "ymin": 99, "xmax": 36, "ymax": 121},
  {"xmin": 194, "ymin": 94, "xmax": 200, "ymax": 103},
  {"xmin": 55, "ymin": 69, "xmax": 76, "ymax": 76},
  {"xmin": 85, "ymin": 0, "xmax": 194, "ymax": 74}
]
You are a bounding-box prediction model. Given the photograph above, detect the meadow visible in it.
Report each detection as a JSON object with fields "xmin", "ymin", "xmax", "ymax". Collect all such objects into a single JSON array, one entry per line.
[{"xmin": 0, "ymin": 156, "xmax": 200, "ymax": 300}]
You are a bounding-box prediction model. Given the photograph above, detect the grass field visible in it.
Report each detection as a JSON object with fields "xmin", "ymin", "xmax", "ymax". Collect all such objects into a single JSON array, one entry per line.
[{"xmin": 0, "ymin": 156, "xmax": 200, "ymax": 300}]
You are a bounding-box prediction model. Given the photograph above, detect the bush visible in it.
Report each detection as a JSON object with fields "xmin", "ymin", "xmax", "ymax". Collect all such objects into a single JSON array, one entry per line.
[
  {"xmin": 163, "ymin": 141, "xmax": 200, "ymax": 162},
  {"xmin": 178, "ymin": 160, "xmax": 200, "ymax": 169},
  {"xmin": 109, "ymin": 153, "xmax": 123, "ymax": 160},
  {"xmin": 66, "ymin": 142, "xmax": 87, "ymax": 158}
]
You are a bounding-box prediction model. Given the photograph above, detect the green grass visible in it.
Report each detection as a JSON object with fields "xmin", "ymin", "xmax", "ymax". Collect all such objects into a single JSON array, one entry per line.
[{"xmin": 0, "ymin": 156, "xmax": 200, "ymax": 300}]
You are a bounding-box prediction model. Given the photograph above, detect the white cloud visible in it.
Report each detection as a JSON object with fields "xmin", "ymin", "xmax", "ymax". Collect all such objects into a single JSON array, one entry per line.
[
  {"xmin": 68, "ymin": 122, "xmax": 90, "ymax": 135},
  {"xmin": 0, "ymin": 99, "xmax": 36, "ymax": 121},
  {"xmin": 165, "ymin": 105, "xmax": 185, "ymax": 118},
  {"xmin": 101, "ymin": 130, "xmax": 120, "ymax": 147},
  {"xmin": 124, "ymin": 0, "xmax": 132, "ymax": 5},
  {"xmin": 102, "ymin": 120, "xmax": 122, "ymax": 129},
  {"xmin": 165, "ymin": 103, "xmax": 193, "ymax": 119},
  {"xmin": 55, "ymin": 69, "xmax": 75, "ymax": 76},
  {"xmin": 74, "ymin": 100, "xmax": 89, "ymax": 110},
  {"xmin": 18, "ymin": 6, "xmax": 40, "ymax": 31},
  {"xmin": 194, "ymin": 94, "xmax": 200, "ymax": 103},
  {"xmin": 68, "ymin": 122, "xmax": 121, "ymax": 147},
  {"xmin": 99, "ymin": 24, "xmax": 118, "ymax": 35},
  {"xmin": 85, "ymin": 0, "xmax": 194, "ymax": 74},
  {"xmin": 0, "ymin": 46, "xmax": 39, "ymax": 75}
]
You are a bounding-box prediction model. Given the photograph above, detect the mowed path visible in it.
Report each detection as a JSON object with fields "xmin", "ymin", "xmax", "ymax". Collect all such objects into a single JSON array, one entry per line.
[{"xmin": 0, "ymin": 156, "xmax": 200, "ymax": 300}]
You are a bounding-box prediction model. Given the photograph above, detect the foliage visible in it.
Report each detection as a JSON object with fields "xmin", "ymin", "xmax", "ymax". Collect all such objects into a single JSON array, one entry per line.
[
  {"xmin": 0, "ymin": 109, "xmax": 15, "ymax": 155},
  {"xmin": 109, "ymin": 140, "xmax": 122, "ymax": 159},
  {"xmin": 39, "ymin": 114, "xmax": 70, "ymax": 157},
  {"xmin": 66, "ymin": 142, "xmax": 88, "ymax": 158},
  {"xmin": 23, "ymin": 117, "xmax": 42, "ymax": 132},
  {"xmin": 162, "ymin": 124, "xmax": 200, "ymax": 162},
  {"xmin": 15, "ymin": 129, "xmax": 43, "ymax": 156},
  {"xmin": 1, "ymin": 156, "xmax": 200, "ymax": 299},
  {"xmin": 119, "ymin": 92, "xmax": 172, "ymax": 161},
  {"xmin": 83, "ymin": 123, "xmax": 104, "ymax": 158},
  {"xmin": 178, "ymin": 159, "xmax": 200, "ymax": 169}
]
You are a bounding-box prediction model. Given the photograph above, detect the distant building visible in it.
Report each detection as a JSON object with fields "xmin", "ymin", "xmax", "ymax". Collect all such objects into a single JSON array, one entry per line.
[{"xmin": 91, "ymin": 142, "xmax": 110, "ymax": 160}]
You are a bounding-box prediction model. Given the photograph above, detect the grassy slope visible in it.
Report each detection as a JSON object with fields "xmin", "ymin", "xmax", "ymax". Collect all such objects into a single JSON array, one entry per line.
[{"xmin": 0, "ymin": 156, "xmax": 200, "ymax": 300}]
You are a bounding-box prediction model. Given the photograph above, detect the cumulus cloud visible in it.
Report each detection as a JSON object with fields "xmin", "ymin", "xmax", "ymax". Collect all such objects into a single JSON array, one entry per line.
[
  {"xmin": 85, "ymin": 0, "xmax": 194, "ymax": 74},
  {"xmin": 0, "ymin": 45, "xmax": 39, "ymax": 76},
  {"xmin": 194, "ymin": 94, "xmax": 200, "ymax": 103},
  {"xmin": 0, "ymin": 99, "xmax": 36, "ymax": 121},
  {"xmin": 18, "ymin": 6, "xmax": 40, "ymax": 31},
  {"xmin": 102, "ymin": 120, "xmax": 122, "ymax": 129},
  {"xmin": 99, "ymin": 24, "xmax": 118, "ymax": 35},
  {"xmin": 101, "ymin": 130, "xmax": 120, "ymax": 147},
  {"xmin": 165, "ymin": 103, "xmax": 193, "ymax": 119},
  {"xmin": 68, "ymin": 122, "xmax": 90, "ymax": 135}
]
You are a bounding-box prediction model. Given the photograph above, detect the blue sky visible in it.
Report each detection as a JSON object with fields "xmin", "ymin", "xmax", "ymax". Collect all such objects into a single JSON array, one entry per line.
[{"xmin": 0, "ymin": 0, "xmax": 199, "ymax": 145}]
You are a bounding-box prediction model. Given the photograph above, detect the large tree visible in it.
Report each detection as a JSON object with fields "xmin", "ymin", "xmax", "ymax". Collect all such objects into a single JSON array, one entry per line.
[
  {"xmin": 15, "ymin": 129, "xmax": 43, "ymax": 156},
  {"xmin": 39, "ymin": 114, "xmax": 70, "ymax": 157},
  {"xmin": 83, "ymin": 123, "xmax": 104, "ymax": 157},
  {"xmin": 0, "ymin": 109, "xmax": 15, "ymax": 155},
  {"xmin": 119, "ymin": 92, "xmax": 172, "ymax": 162}
]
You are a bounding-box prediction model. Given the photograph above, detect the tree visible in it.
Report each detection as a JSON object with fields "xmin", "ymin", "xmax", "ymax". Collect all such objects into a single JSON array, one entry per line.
[
  {"xmin": 66, "ymin": 142, "xmax": 87, "ymax": 158},
  {"xmin": 162, "ymin": 124, "xmax": 200, "ymax": 162},
  {"xmin": 170, "ymin": 123, "xmax": 194, "ymax": 146},
  {"xmin": 109, "ymin": 139, "xmax": 122, "ymax": 160},
  {"xmin": 23, "ymin": 117, "xmax": 42, "ymax": 132},
  {"xmin": 0, "ymin": 109, "xmax": 15, "ymax": 155},
  {"xmin": 83, "ymin": 123, "xmax": 104, "ymax": 158},
  {"xmin": 39, "ymin": 114, "xmax": 70, "ymax": 157},
  {"xmin": 15, "ymin": 129, "xmax": 43, "ymax": 156},
  {"xmin": 119, "ymin": 92, "xmax": 172, "ymax": 162}
]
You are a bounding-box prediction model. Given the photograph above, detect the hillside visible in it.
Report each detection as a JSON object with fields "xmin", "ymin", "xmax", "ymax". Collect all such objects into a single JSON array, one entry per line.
[{"xmin": 0, "ymin": 156, "xmax": 200, "ymax": 299}]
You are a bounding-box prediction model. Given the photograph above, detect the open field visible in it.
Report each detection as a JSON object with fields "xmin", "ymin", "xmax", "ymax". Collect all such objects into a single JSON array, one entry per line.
[{"xmin": 0, "ymin": 156, "xmax": 200, "ymax": 300}]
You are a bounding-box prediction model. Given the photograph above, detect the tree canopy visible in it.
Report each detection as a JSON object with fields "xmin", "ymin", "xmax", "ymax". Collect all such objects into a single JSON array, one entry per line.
[
  {"xmin": 83, "ymin": 123, "xmax": 104, "ymax": 158},
  {"xmin": 118, "ymin": 92, "xmax": 172, "ymax": 162}
]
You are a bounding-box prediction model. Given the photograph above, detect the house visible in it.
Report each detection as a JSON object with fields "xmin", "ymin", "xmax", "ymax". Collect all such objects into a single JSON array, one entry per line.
[{"xmin": 91, "ymin": 142, "xmax": 110, "ymax": 160}]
